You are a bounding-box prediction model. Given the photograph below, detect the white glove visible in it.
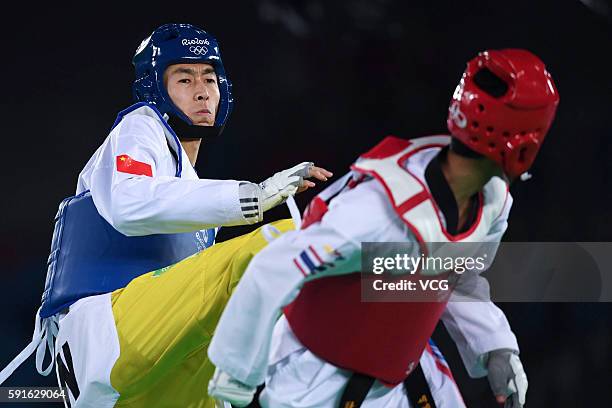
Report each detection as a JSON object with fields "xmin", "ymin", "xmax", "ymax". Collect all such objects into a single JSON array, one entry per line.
[
  {"xmin": 238, "ymin": 162, "xmax": 314, "ymax": 223},
  {"xmin": 260, "ymin": 162, "xmax": 313, "ymax": 211},
  {"xmin": 487, "ymin": 349, "xmax": 528, "ymax": 408},
  {"xmin": 208, "ymin": 367, "xmax": 256, "ymax": 407}
]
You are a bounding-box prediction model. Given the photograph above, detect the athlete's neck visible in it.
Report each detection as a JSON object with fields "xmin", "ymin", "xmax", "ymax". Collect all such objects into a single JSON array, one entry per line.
[
  {"xmin": 180, "ymin": 138, "xmax": 202, "ymax": 166},
  {"xmin": 441, "ymin": 149, "xmax": 500, "ymax": 228}
]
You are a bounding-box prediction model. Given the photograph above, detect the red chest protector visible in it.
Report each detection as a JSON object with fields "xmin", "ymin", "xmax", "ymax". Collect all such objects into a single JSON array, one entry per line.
[{"xmin": 284, "ymin": 135, "xmax": 508, "ymax": 385}]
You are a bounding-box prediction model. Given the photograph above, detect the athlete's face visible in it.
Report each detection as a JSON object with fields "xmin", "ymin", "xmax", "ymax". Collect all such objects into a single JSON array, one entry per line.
[{"xmin": 164, "ymin": 63, "xmax": 220, "ymax": 126}]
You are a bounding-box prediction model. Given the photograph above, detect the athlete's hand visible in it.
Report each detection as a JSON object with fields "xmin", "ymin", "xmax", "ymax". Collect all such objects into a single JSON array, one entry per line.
[
  {"xmin": 487, "ymin": 349, "xmax": 528, "ymax": 408},
  {"xmin": 297, "ymin": 165, "xmax": 333, "ymax": 193},
  {"xmin": 260, "ymin": 162, "xmax": 332, "ymax": 212}
]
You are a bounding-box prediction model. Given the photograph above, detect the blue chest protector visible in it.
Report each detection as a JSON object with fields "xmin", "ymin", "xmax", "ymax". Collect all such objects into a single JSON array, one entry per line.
[
  {"xmin": 40, "ymin": 192, "xmax": 215, "ymax": 318},
  {"xmin": 39, "ymin": 103, "xmax": 216, "ymax": 318}
]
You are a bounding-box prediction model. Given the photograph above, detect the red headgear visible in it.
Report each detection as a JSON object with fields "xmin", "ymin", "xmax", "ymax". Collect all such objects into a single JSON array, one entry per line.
[{"xmin": 447, "ymin": 49, "xmax": 559, "ymax": 178}]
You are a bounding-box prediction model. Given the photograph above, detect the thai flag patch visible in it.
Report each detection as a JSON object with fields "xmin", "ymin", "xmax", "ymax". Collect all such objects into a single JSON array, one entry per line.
[
  {"xmin": 293, "ymin": 244, "xmax": 344, "ymax": 277},
  {"xmin": 427, "ymin": 339, "xmax": 447, "ymax": 364},
  {"xmin": 427, "ymin": 338, "xmax": 456, "ymax": 382}
]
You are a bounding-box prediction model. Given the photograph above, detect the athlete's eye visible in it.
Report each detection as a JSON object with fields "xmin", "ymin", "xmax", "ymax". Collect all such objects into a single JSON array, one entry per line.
[
  {"xmin": 206, "ymin": 78, "xmax": 217, "ymax": 84},
  {"xmin": 178, "ymin": 78, "xmax": 191, "ymax": 84}
]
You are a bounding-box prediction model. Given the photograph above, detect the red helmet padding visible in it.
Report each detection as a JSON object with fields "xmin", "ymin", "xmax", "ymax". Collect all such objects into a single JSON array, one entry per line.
[{"xmin": 447, "ymin": 49, "xmax": 560, "ymax": 178}]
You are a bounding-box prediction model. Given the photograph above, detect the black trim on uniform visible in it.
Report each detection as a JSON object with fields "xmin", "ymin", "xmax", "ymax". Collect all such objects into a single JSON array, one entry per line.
[
  {"xmin": 338, "ymin": 372, "xmax": 376, "ymax": 408},
  {"xmin": 424, "ymin": 147, "xmax": 480, "ymax": 235},
  {"xmin": 57, "ymin": 342, "xmax": 80, "ymax": 405},
  {"xmin": 336, "ymin": 366, "xmax": 438, "ymax": 408},
  {"xmin": 404, "ymin": 364, "xmax": 436, "ymax": 408},
  {"xmin": 404, "ymin": 364, "xmax": 437, "ymax": 408}
]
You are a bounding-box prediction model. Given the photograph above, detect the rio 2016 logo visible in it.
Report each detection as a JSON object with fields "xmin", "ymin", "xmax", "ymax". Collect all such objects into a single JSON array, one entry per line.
[
  {"xmin": 182, "ymin": 38, "xmax": 211, "ymax": 56},
  {"xmin": 182, "ymin": 38, "xmax": 210, "ymax": 46}
]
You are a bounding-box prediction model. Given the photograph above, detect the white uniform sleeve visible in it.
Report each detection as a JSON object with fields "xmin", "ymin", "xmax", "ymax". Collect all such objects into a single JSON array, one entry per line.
[
  {"xmin": 85, "ymin": 114, "xmax": 247, "ymax": 236},
  {"xmin": 208, "ymin": 179, "xmax": 414, "ymax": 386},
  {"xmin": 440, "ymin": 195, "xmax": 519, "ymax": 378}
]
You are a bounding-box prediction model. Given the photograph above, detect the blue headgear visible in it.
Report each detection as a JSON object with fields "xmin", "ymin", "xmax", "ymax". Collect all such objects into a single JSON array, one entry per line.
[{"xmin": 132, "ymin": 23, "xmax": 233, "ymax": 131}]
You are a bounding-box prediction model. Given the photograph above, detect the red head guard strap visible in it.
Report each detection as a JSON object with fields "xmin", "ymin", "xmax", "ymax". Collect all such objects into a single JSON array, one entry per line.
[{"xmin": 447, "ymin": 49, "xmax": 560, "ymax": 178}]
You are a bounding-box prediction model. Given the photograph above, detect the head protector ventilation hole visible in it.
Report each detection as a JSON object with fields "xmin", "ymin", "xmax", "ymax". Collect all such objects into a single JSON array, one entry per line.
[{"xmin": 473, "ymin": 68, "xmax": 508, "ymax": 98}]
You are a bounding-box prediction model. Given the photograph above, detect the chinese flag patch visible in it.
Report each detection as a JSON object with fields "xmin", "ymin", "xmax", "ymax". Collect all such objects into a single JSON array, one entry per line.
[{"xmin": 116, "ymin": 154, "xmax": 153, "ymax": 177}]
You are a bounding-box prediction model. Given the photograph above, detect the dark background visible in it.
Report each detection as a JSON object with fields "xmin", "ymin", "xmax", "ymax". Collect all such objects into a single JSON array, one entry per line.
[{"xmin": 1, "ymin": 1, "xmax": 610, "ymax": 406}]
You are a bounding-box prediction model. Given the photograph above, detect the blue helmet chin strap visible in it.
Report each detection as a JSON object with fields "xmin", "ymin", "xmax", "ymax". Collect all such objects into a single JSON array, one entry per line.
[{"xmin": 167, "ymin": 115, "xmax": 225, "ymax": 140}]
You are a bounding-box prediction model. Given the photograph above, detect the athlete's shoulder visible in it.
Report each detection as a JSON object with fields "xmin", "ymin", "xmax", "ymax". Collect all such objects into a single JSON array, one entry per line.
[
  {"xmin": 113, "ymin": 104, "xmax": 165, "ymax": 136},
  {"xmin": 106, "ymin": 104, "xmax": 170, "ymax": 153},
  {"xmin": 483, "ymin": 176, "xmax": 512, "ymax": 221},
  {"xmin": 357, "ymin": 135, "xmax": 451, "ymax": 161}
]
